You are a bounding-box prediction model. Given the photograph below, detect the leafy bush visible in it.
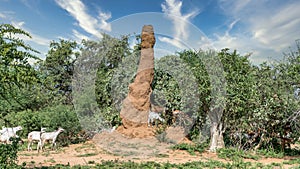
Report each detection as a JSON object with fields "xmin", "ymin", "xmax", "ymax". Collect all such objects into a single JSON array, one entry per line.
[
  {"xmin": 217, "ymin": 148, "xmax": 260, "ymax": 161},
  {"xmin": 3, "ymin": 110, "xmax": 43, "ymax": 138},
  {"xmin": 3, "ymin": 104, "xmax": 83, "ymax": 146},
  {"xmin": 0, "ymin": 138, "xmax": 21, "ymax": 168},
  {"xmin": 39, "ymin": 105, "xmax": 83, "ymax": 145},
  {"xmin": 256, "ymin": 149, "xmax": 285, "ymax": 158},
  {"xmin": 171, "ymin": 143, "xmax": 207, "ymax": 155}
]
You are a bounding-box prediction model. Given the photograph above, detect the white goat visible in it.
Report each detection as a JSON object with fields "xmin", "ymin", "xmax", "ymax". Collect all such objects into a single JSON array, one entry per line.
[
  {"xmin": 0, "ymin": 126, "xmax": 23, "ymax": 143},
  {"xmin": 27, "ymin": 127, "xmax": 47, "ymax": 151},
  {"xmin": 148, "ymin": 111, "xmax": 165, "ymax": 127},
  {"xmin": 40, "ymin": 127, "xmax": 64, "ymax": 151},
  {"xmin": 101, "ymin": 126, "xmax": 116, "ymax": 133}
]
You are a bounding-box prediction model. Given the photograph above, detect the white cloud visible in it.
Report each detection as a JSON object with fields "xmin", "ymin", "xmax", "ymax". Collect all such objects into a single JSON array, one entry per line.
[
  {"xmin": 250, "ymin": 2, "xmax": 300, "ymax": 51},
  {"xmin": 218, "ymin": 0, "xmax": 251, "ymax": 16},
  {"xmin": 128, "ymin": 37, "xmax": 138, "ymax": 50},
  {"xmin": 55, "ymin": 0, "xmax": 111, "ymax": 39},
  {"xmin": 0, "ymin": 12, "xmax": 6, "ymax": 19},
  {"xmin": 20, "ymin": 0, "xmax": 34, "ymax": 10},
  {"xmin": 158, "ymin": 36, "xmax": 185, "ymax": 49},
  {"xmin": 4, "ymin": 21, "xmax": 50, "ymax": 62},
  {"xmin": 11, "ymin": 21, "xmax": 50, "ymax": 46},
  {"xmin": 72, "ymin": 29, "xmax": 89, "ymax": 42},
  {"xmin": 98, "ymin": 12, "xmax": 111, "ymax": 32},
  {"xmin": 214, "ymin": 0, "xmax": 300, "ymax": 64},
  {"xmin": 160, "ymin": 0, "xmax": 200, "ymax": 48}
]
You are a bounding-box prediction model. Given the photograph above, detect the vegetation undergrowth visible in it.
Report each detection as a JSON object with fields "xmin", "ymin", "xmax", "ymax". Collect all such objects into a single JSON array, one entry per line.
[
  {"xmin": 17, "ymin": 158, "xmax": 300, "ymax": 169},
  {"xmin": 0, "ymin": 138, "xmax": 22, "ymax": 168},
  {"xmin": 171, "ymin": 142, "xmax": 208, "ymax": 155},
  {"xmin": 217, "ymin": 148, "xmax": 260, "ymax": 161}
]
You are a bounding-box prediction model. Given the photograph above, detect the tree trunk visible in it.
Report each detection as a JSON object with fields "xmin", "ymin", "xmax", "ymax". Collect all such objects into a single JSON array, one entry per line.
[{"xmin": 209, "ymin": 122, "xmax": 225, "ymax": 152}]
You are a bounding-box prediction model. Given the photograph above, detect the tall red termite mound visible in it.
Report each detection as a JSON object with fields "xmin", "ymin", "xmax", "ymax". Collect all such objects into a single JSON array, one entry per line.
[{"xmin": 117, "ymin": 25, "xmax": 156, "ymax": 138}]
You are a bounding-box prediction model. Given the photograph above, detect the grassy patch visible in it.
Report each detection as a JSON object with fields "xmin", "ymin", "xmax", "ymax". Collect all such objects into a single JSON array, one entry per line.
[
  {"xmin": 76, "ymin": 152, "xmax": 98, "ymax": 157},
  {"xmin": 171, "ymin": 143, "xmax": 207, "ymax": 155},
  {"xmin": 155, "ymin": 153, "xmax": 169, "ymax": 158},
  {"xmin": 217, "ymin": 148, "xmax": 260, "ymax": 161},
  {"xmin": 17, "ymin": 158, "xmax": 300, "ymax": 169},
  {"xmin": 283, "ymin": 158, "xmax": 300, "ymax": 165},
  {"xmin": 44, "ymin": 158, "xmax": 56, "ymax": 163},
  {"xmin": 256, "ymin": 149, "xmax": 285, "ymax": 158},
  {"xmin": 18, "ymin": 152, "xmax": 39, "ymax": 156},
  {"xmin": 87, "ymin": 160, "xmax": 95, "ymax": 164}
]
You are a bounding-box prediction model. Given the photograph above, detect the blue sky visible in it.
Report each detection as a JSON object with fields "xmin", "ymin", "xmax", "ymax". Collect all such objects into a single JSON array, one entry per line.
[{"xmin": 1, "ymin": 0, "xmax": 300, "ymax": 65}]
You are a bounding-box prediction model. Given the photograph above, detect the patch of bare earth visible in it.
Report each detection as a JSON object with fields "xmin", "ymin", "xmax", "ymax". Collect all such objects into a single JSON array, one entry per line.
[{"xmin": 18, "ymin": 131, "xmax": 300, "ymax": 168}]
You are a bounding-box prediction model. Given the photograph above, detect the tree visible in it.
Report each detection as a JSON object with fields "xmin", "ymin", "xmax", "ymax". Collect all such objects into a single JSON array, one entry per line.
[
  {"xmin": 153, "ymin": 54, "xmax": 199, "ymax": 130},
  {"xmin": 179, "ymin": 49, "xmax": 258, "ymax": 151},
  {"xmin": 251, "ymin": 40, "xmax": 300, "ymax": 150},
  {"xmin": 39, "ymin": 39, "xmax": 79, "ymax": 104},
  {"xmin": 0, "ymin": 24, "xmax": 40, "ymax": 114},
  {"xmin": 73, "ymin": 34, "xmax": 131, "ymax": 131},
  {"xmin": 178, "ymin": 49, "xmax": 226, "ymax": 151}
]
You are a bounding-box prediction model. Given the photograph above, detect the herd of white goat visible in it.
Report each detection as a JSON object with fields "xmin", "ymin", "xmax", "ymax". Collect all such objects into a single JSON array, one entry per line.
[{"xmin": 0, "ymin": 126, "xmax": 64, "ymax": 152}]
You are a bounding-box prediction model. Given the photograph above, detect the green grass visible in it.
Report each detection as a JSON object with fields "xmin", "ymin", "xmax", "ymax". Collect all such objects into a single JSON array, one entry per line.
[
  {"xmin": 76, "ymin": 152, "xmax": 99, "ymax": 157},
  {"xmin": 154, "ymin": 153, "xmax": 169, "ymax": 158},
  {"xmin": 16, "ymin": 157, "xmax": 300, "ymax": 169},
  {"xmin": 171, "ymin": 142, "xmax": 207, "ymax": 155},
  {"xmin": 16, "ymin": 142, "xmax": 300, "ymax": 169},
  {"xmin": 256, "ymin": 149, "xmax": 285, "ymax": 158},
  {"xmin": 44, "ymin": 158, "xmax": 56, "ymax": 163},
  {"xmin": 217, "ymin": 148, "xmax": 260, "ymax": 161}
]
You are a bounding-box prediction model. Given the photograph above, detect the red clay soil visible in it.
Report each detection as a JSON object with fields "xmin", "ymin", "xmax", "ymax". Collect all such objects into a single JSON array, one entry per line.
[
  {"xmin": 119, "ymin": 25, "xmax": 156, "ymax": 138},
  {"xmin": 17, "ymin": 132, "xmax": 300, "ymax": 168}
]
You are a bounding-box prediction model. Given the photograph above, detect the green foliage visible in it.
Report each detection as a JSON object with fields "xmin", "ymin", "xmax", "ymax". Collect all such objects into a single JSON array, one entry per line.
[
  {"xmin": 171, "ymin": 143, "xmax": 208, "ymax": 155},
  {"xmin": 3, "ymin": 104, "xmax": 83, "ymax": 145},
  {"xmin": 2, "ymin": 22, "xmax": 300, "ymax": 163},
  {"xmin": 38, "ymin": 39, "xmax": 79, "ymax": 105},
  {"xmin": 13, "ymin": 156, "xmax": 300, "ymax": 168},
  {"xmin": 94, "ymin": 34, "xmax": 131, "ymax": 124},
  {"xmin": 153, "ymin": 54, "xmax": 202, "ymax": 138},
  {"xmin": 152, "ymin": 57, "xmax": 182, "ymax": 125},
  {"xmin": 283, "ymin": 158, "xmax": 300, "ymax": 165},
  {"xmin": 216, "ymin": 49, "xmax": 260, "ymax": 149},
  {"xmin": 256, "ymin": 149, "xmax": 285, "ymax": 158},
  {"xmin": 0, "ymin": 23, "xmax": 40, "ymax": 114},
  {"xmin": 0, "ymin": 138, "xmax": 21, "ymax": 168},
  {"xmin": 74, "ymin": 34, "xmax": 131, "ymax": 131},
  {"xmin": 218, "ymin": 49, "xmax": 256, "ymax": 126},
  {"xmin": 3, "ymin": 110, "xmax": 42, "ymax": 138},
  {"xmin": 217, "ymin": 148, "xmax": 260, "ymax": 161},
  {"xmin": 39, "ymin": 105, "xmax": 82, "ymax": 145},
  {"xmin": 178, "ymin": 50, "xmax": 224, "ymax": 142}
]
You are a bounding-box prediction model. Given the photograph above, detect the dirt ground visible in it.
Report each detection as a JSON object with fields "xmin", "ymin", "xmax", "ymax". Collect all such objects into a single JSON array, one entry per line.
[{"xmin": 17, "ymin": 130, "xmax": 300, "ymax": 168}]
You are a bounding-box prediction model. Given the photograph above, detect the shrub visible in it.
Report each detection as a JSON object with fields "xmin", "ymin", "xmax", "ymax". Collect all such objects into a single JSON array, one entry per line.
[
  {"xmin": 38, "ymin": 104, "xmax": 83, "ymax": 145},
  {"xmin": 171, "ymin": 142, "xmax": 207, "ymax": 155},
  {"xmin": 3, "ymin": 104, "xmax": 83, "ymax": 146},
  {"xmin": 0, "ymin": 138, "xmax": 21, "ymax": 168}
]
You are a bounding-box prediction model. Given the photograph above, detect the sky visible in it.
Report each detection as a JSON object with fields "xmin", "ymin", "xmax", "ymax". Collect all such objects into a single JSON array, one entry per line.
[{"xmin": 1, "ymin": 0, "xmax": 300, "ymax": 65}]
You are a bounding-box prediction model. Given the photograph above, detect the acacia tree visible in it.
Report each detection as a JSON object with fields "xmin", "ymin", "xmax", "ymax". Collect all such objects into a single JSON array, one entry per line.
[
  {"xmin": 253, "ymin": 40, "xmax": 300, "ymax": 149},
  {"xmin": 179, "ymin": 49, "xmax": 260, "ymax": 151},
  {"xmin": 0, "ymin": 24, "xmax": 40, "ymax": 114},
  {"xmin": 73, "ymin": 34, "xmax": 131, "ymax": 131},
  {"xmin": 39, "ymin": 39, "xmax": 79, "ymax": 105},
  {"xmin": 217, "ymin": 49, "xmax": 260, "ymax": 150},
  {"xmin": 282, "ymin": 40, "xmax": 300, "ymax": 143},
  {"xmin": 178, "ymin": 49, "xmax": 227, "ymax": 151}
]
